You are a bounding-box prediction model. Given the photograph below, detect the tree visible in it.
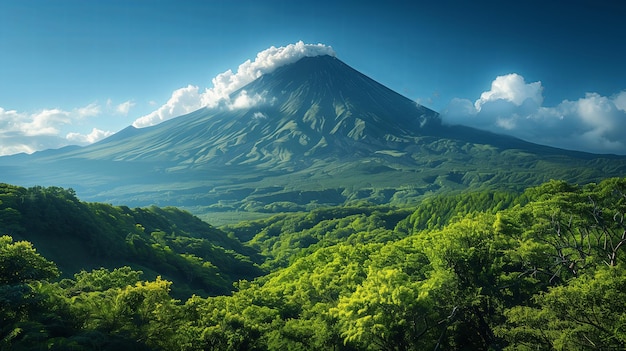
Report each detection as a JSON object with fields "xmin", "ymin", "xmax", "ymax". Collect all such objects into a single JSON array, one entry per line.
[
  {"xmin": 499, "ymin": 265, "xmax": 626, "ymax": 350},
  {"xmin": 0, "ymin": 236, "xmax": 59, "ymax": 350},
  {"xmin": 0, "ymin": 235, "xmax": 59, "ymax": 285},
  {"xmin": 333, "ymin": 267, "xmax": 447, "ymax": 351},
  {"xmin": 418, "ymin": 214, "xmax": 518, "ymax": 349},
  {"xmin": 59, "ymin": 266, "xmax": 143, "ymax": 294},
  {"xmin": 496, "ymin": 177, "xmax": 626, "ymax": 350}
]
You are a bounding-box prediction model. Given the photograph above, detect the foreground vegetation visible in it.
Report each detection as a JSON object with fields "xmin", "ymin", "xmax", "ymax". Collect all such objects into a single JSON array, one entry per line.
[{"xmin": 1, "ymin": 178, "xmax": 626, "ymax": 350}]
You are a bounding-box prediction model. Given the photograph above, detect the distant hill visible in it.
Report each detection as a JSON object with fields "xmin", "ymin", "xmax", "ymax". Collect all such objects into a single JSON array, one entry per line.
[
  {"xmin": 1, "ymin": 55, "xmax": 625, "ymax": 220},
  {"xmin": 0, "ymin": 184, "xmax": 263, "ymax": 297}
]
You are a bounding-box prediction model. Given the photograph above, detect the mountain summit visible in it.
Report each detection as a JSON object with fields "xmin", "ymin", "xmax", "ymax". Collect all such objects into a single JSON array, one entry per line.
[
  {"xmin": 73, "ymin": 55, "xmax": 441, "ymax": 169},
  {"xmin": 1, "ymin": 55, "xmax": 624, "ymax": 218}
]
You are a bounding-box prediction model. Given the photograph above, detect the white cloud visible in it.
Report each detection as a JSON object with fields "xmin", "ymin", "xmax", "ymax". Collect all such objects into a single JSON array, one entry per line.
[
  {"xmin": 76, "ymin": 103, "xmax": 101, "ymax": 118},
  {"xmin": 612, "ymin": 91, "xmax": 626, "ymax": 112},
  {"xmin": 107, "ymin": 98, "xmax": 136, "ymax": 112},
  {"xmin": 18, "ymin": 108, "xmax": 71, "ymax": 136},
  {"xmin": 442, "ymin": 74, "xmax": 626, "ymax": 155},
  {"xmin": 227, "ymin": 90, "xmax": 266, "ymax": 110},
  {"xmin": 0, "ymin": 103, "xmax": 112, "ymax": 156},
  {"xmin": 253, "ymin": 111, "xmax": 268, "ymax": 120},
  {"xmin": 132, "ymin": 85, "xmax": 203, "ymax": 128},
  {"xmin": 116, "ymin": 101, "xmax": 133, "ymax": 115},
  {"xmin": 66, "ymin": 128, "xmax": 114, "ymax": 144},
  {"xmin": 0, "ymin": 143, "xmax": 36, "ymax": 156},
  {"xmin": 0, "ymin": 134, "xmax": 71, "ymax": 156},
  {"xmin": 133, "ymin": 41, "xmax": 335, "ymax": 128},
  {"xmin": 0, "ymin": 41, "xmax": 335, "ymax": 154},
  {"xmin": 474, "ymin": 73, "xmax": 543, "ymax": 111}
]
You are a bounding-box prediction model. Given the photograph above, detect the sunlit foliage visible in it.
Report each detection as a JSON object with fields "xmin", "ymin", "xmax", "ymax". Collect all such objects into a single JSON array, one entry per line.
[{"xmin": 1, "ymin": 178, "xmax": 625, "ymax": 349}]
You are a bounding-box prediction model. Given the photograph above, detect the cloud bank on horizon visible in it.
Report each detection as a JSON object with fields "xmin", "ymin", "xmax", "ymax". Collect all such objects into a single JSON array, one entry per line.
[
  {"xmin": 131, "ymin": 41, "xmax": 336, "ymax": 128},
  {"xmin": 0, "ymin": 103, "xmax": 118, "ymax": 155},
  {"xmin": 441, "ymin": 74, "xmax": 626, "ymax": 154}
]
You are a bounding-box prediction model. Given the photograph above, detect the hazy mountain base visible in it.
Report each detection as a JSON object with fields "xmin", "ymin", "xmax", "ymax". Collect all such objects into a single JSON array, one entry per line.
[
  {"xmin": 5, "ymin": 133, "xmax": 624, "ymax": 228},
  {"xmin": 168, "ymin": 139, "xmax": 626, "ymax": 225},
  {"xmin": 2, "ymin": 177, "xmax": 626, "ymax": 350}
]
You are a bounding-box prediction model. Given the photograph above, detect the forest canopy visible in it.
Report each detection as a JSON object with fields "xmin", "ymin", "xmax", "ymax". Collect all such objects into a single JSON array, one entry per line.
[{"xmin": 1, "ymin": 178, "xmax": 626, "ymax": 350}]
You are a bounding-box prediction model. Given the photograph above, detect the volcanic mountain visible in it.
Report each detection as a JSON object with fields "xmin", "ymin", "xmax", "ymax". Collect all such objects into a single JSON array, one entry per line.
[
  {"xmin": 1, "ymin": 55, "xmax": 625, "ymax": 219},
  {"xmin": 52, "ymin": 56, "xmax": 441, "ymax": 168}
]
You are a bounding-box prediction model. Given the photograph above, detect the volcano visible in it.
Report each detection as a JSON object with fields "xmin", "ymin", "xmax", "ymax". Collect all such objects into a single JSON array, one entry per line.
[
  {"xmin": 1, "ymin": 55, "xmax": 625, "ymax": 219},
  {"xmin": 53, "ymin": 56, "xmax": 441, "ymax": 168}
]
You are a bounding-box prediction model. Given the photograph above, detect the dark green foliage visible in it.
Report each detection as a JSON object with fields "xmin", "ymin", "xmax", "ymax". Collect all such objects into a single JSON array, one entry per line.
[
  {"xmin": 0, "ymin": 255, "xmax": 161, "ymax": 350},
  {"xmin": 1, "ymin": 235, "xmax": 60, "ymax": 349},
  {"xmin": 0, "ymin": 184, "xmax": 263, "ymax": 297}
]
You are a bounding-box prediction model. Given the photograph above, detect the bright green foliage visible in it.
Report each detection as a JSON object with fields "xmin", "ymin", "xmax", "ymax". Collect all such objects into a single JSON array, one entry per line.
[
  {"xmin": 69, "ymin": 275, "xmax": 176, "ymax": 350},
  {"xmin": 148, "ymin": 292, "xmax": 284, "ymax": 351},
  {"xmin": 420, "ymin": 216, "xmax": 506, "ymax": 347},
  {"xmin": 495, "ymin": 178, "xmax": 626, "ymax": 349},
  {"xmin": 224, "ymin": 205, "xmax": 412, "ymax": 269},
  {"xmin": 401, "ymin": 190, "xmax": 521, "ymax": 232},
  {"xmin": 510, "ymin": 178, "xmax": 626, "ymax": 282},
  {"xmin": 333, "ymin": 267, "xmax": 445, "ymax": 350},
  {"xmin": 0, "ymin": 235, "xmax": 59, "ymax": 284},
  {"xmin": 1, "ymin": 265, "xmax": 173, "ymax": 350},
  {"xmin": 1, "ymin": 178, "xmax": 626, "ymax": 350},
  {"xmin": 60, "ymin": 266, "xmax": 143, "ymax": 293}
]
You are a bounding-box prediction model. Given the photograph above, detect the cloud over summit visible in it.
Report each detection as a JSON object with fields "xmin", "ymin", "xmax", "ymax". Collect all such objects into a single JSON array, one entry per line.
[
  {"xmin": 442, "ymin": 74, "xmax": 626, "ymax": 155},
  {"xmin": 133, "ymin": 41, "xmax": 335, "ymax": 128},
  {"xmin": 474, "ymin": 73, "xmax": 543, "ymax": 111}
]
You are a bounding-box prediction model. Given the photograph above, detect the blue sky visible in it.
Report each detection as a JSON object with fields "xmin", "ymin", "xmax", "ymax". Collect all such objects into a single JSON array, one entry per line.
[{"xmin": 1, "ymin": 0, "xmax": 625, "ymax": 155}]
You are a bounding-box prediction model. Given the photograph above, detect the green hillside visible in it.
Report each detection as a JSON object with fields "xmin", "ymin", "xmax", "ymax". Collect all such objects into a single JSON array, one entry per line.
[
  {"xmin": 0, "ymin": 184, "xmax": 264, "ymax": 298},
  {"xmin": 2, "ymin": 177, "xmax": 626, "ymax": 350}
]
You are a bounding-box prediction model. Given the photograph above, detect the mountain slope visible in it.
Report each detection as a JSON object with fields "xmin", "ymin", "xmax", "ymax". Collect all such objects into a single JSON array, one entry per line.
[
  {"xmin": 48, "ymin": 56, "xmax": 440, "ymax": 167},
  {"xmin": 1, "ymin": 55, "xmax": 625, "ymax": 219}
]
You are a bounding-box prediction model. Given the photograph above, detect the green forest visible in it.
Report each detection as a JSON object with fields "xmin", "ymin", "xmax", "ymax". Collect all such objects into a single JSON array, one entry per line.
[{"xmin": 1, "ymin": 178, "xmax": 626, "ymax": 350}]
